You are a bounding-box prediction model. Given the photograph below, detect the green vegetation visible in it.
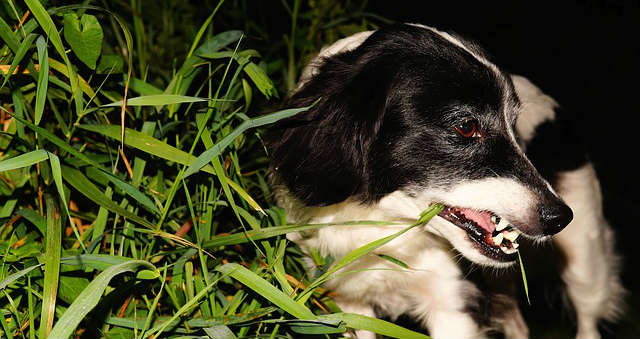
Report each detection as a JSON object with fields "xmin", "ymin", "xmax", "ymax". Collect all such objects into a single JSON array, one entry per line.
[{"xmin": 0, "ymin": 1, "xmax": 445, "ymax": 338}]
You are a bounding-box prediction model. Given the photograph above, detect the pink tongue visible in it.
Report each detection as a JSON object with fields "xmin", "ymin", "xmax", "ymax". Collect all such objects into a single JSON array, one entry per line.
[{"xmin": 460, "ymin": 209, "xmax": 495, "ymax": 233}]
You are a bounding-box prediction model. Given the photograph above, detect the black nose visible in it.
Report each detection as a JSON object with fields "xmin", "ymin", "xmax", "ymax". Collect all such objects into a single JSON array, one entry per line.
[{"xmin": 540, "ymin": 202, "xmax": 573, "ymax": 235}]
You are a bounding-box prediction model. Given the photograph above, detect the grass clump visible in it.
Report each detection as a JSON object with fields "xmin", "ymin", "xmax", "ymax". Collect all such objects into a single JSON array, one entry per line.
[{"xmin": 0, "ymin": 1, "xmax": 443, "ymax": 338}]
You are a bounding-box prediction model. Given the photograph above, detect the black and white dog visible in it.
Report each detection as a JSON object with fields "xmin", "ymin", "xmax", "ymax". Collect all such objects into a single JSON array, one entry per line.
[{"xmin": 268, "ymin": 24, "xmax": 624, "ymax": 338}]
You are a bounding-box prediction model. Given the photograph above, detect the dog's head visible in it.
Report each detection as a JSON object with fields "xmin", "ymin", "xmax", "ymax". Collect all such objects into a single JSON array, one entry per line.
[{"xmin": 268, "ymin": 24, "xmax": 572, "ymax": 267}]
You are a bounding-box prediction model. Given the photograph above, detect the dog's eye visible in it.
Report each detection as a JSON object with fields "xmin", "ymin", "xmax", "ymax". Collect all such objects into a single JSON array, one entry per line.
[{"xmin": 455, "ymin": 119, "xmax": 480, "ymax": 138}]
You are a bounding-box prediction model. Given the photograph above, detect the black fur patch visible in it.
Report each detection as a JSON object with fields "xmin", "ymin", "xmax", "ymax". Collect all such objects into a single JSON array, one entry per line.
[
  {"xmin": 524, "ymin": 107, "xmax": 589, "ymax": 189},
  {"xmin": 267, "ymin": 23, "xmax": 573, "ymax": 224},
  {"xmin": 268, "ymin": 24, "xmax": 515, "ymax": 205}
]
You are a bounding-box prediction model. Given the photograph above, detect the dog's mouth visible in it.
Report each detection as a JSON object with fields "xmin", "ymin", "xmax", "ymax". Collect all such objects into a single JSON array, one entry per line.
[{"xmin": 438, "ymin": 206, "xmax": 521, "ymax": 262}]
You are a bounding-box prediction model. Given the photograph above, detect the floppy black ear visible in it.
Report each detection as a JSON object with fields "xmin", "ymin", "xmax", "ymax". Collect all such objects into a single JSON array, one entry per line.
[{"xmin": 267, "ymin": 51, "xmax": 389, "ymax": 206}]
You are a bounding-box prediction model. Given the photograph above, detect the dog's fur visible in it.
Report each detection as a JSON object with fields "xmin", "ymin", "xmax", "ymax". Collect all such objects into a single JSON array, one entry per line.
[{"xmin": 267, "ymin": 24, "xmax": 624, "ymax": 338}]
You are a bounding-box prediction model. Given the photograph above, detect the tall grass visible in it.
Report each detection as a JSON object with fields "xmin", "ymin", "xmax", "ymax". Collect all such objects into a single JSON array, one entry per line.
[{"xmin": 0, "ymin": 1, "xmax": 440, "ymax": 338}]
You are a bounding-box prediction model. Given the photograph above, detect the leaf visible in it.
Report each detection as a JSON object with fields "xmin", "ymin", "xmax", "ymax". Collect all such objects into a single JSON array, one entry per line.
[
  {"xmin": 0, "ymin": 264, "xmax": 43, "ymax": 291},
  {"xmin": 146, "ymin": 276, "xmax": 222, "ymax": 338},
  {"xmin": 86, "ymin": 167, "xmax": 159, "ymax": 214},
  {"xmin": 202, "ymin": 220, "xmax": 399, "ymax": 248},
  {"xmin": 184, "ymin": 105, "xmax": 311, "ymax": 178},
  {"xmin": 197, "ymin": 49, "xmax": 277, "ymax": 99},
  {"xmin": 226, "ymin": 178, "xmax": 266, "ymax": 215},
  {"xmin": 17, "ymin": 208, "xmax": 46, "ymax": 235},
  {"xmin": 78, "ymin": 124, "xmax": 215, "ymax": 174},
  {"xmin": 298, "ymin": 203, "xmax": 444, "ymax": 304},
  {"xmin": 204, "ymin": 325, "xmax": 237, "ymax": 339},
  {"xmin": 0, "ymin": 199, "xmax": 16, "ymax": 218},
  {"xmin": 106, "ymin": 307, "xmax": 277, "ymax": 330},
  {"xmin": 268, "ymin": 319, "xmax": 346, "ymax": 335},
  {"xmin": 24, "ymin": 0, "xmax": 83, "ymax": 113},
  {"xmin": 243, "ymin": 61, "xmax": 278, "ymax": 99},
  {"xmin": 39, "ymin": 195, "xmax": 62, "ymax": 339},
  {"xmin": 61, "ymin": 165, "xmax": 154, "ymax": 228},
  {"xmin": 24, "ymin": 0, "xmax": 66, "ymax": 59},
  {"xmin": 48, "ymin": 152, "xmax": 86, "ymax": 251},
  {"xmin": 216, "ymin": 263, "xmax": 316, "ymax": 320},
  {"xmin": 48, "ymin": 260, "xmax": 156, "ymax": 339},
  {"xmin": 96, "ymin": 54, "xmax": 124, "ymax": 74},
  {"xmin": 127, "ymin": 77, "xmax": 163, "ymax": 96},
  {"xmin": 47, "ymin": 57, "xmax": 97, "ymax": 99},
  {"xmin": 61, "ymin": 254, "xmax": 142, "ymax": 271},
  {"xmin": 103, "ymin": 94, "xmax": 210, "ymax": 107},
  {"xmin": 318, "ymin": 313, "xmax": 430, "ymax": 339},
  {"xmin": 0, "ymin": 149, "xmax": 48, "ymax": 172},
  {"xmin": 63, "ymin": 13, "xmax": 103, "ymax": 69},
  {"xmin": 34, "ymin": 35, "xmax": 49, "ymax": 125},
  {"xmin": 517, "ymin": 250, "xmax": 531, "ymax": 305},
  {"xmin": 9, "ymin": 116, "xmax": 160, "ymax": 214},
  {"xmin": 1, "ymin": 33, "xmax": 37, "ymax": 88},
  {"xmin": 377, "ymin": 254, "xmax": 410, "ymax": 269}
]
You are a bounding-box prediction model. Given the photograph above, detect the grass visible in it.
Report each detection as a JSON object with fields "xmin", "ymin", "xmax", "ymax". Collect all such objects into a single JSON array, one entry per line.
[{"xmin": 0, "ymin": 1, "xmax": 448, "ymax": 338}]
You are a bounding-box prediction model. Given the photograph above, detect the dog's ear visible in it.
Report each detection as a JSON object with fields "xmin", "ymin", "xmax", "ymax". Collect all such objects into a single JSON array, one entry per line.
[{"xmin": 268, "ymin": 53, "xmax": 389, "ymax": 206}]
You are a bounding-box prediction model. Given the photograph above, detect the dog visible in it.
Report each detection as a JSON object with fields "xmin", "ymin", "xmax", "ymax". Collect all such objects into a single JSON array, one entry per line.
[{"xmin": 267, "ymin": 23, "xmax": 624, "ymax": 338}]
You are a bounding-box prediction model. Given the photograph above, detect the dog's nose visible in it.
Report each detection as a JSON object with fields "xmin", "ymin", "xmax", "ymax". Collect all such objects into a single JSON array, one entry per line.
[{"xmin": 540, "ymin": 202, "xmax": 573, "ymax": 235}]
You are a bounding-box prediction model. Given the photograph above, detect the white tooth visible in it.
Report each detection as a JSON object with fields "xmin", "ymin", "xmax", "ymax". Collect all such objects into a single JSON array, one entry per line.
[
  {"xmin": 512, "ymin": 243, "xmax": 519, "ymax": 249},
  {"xmin": 500, "ymin": 245, "xmax": 516, "ymax": 254},
  {"xmin": 496, "ymin": 218, "xmax": 509, "ymax": 231},
  {"xmin": 492, "ymin": 233, "xmax": 504, "ymax": 245},
  {"xmin": 503, "ymin": 230, "xmax": 520, "ymax": 242},
  {"xmin": 491, "ymin": 215, "xmax": 497, "ymax": 223}
]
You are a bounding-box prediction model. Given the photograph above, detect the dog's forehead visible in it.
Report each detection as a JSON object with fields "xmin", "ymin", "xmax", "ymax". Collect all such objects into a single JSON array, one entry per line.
[{"xmin": 352, "ymin": 24, "xmax": 520, "ymax": 124}]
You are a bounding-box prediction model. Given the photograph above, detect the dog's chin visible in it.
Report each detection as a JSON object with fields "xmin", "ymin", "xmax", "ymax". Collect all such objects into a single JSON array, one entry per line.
[{"xmin": 428, "ymin": 214, "xmax": 518, "ymax": 268}]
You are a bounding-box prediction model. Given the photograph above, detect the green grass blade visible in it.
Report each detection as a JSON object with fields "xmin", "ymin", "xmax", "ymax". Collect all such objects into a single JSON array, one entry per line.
[
  {"xmin": 23, "ymin": 0, "xmax": 65, "ymax": 58},
  {"xmin": 146, "ymin": 274, "xmax": 223, "ymax": 338},
  {"xmin": 185, "ymin": 0, "xmax": 225, "ymax": 58},
  {"xmin": 298, "ymin": 203, "xmax": 443, "ymax": 303},
  {"xmin": 0, "ymin": 264, "xmax": 43, "ymax": 291},
  {"xmin": 128, "ymin": 77, "xmax": 163, "ymax": 95},
  {"xmin": 11, "ymin": 114, "xmax": 104, "ymax": 167},
  {"xmin": 183, "ymin": 105, "xmax": 311, "ymax": 178},
  {"xmin": 243, "ymin": 61, "xmax": 278, "ymax": 99},
  {"xmin": 216, "ymin": 263, "xmax": 316, "ymax": 320},
  {"xmin": 34, "ymin": 35, "xmax": 49, "ymax": 125},
  {"xmin": 77, "ymin": 124, "xmax": 215, "ymax": 174},
  {"xmin": 0, "ymin": 149, "xmax": 48, "ymax": 171},
  {"xmin": 318, "ymin": 313, "xmax": 430, "ymax": 339},
  {"xmin": 39, "ymin": 195, "xmax": 62, "ymax": 339},
  {"xmin": 17, "ymin": 208, "xmax": 46, "ymax": 235},
  {"xmin": 48, "ymin": 152, "xmax": 86, "ymax": 251},
  {"xmin": 1, "ymin": 33, "xmax": 37, "ymax": 88},
  {"xmin": 48, "ymin": 260, "xmax": 156, "ymax": 339},
  {"xmin": 202, "ymin": 220, "xmax": 400, "ymax": 248},
  {"xmin": 60, "ymin": 254, "xmax": 143, "ymax": 271},
  {"xmin": 61, "ymin": 165, "xmax": 154, "ymax": 228},
  {"xmin": 204, "ymin": 325, "xmax": 237, "ymax": 339},
  {"xmin": 87, "ymin": 167, "xmax": 159, "ymax": 214},
  {"xmin": 9, "ymin": 116, "xmax": 162, "ymax": 214},
  {"xmin": 24, "ymin": 0, "xmax": 82, "ymax": 113},
  {"xmin": 226, "ymin": 179, "xmax": 266, "ymax": 215},
  {"xmin": 0, "ymin": 16, "xmax": 19, "ymax": 51},
  {"xmin": 517, "ymin": 250, "xmax": 531, "ymax": 305},
  {"xmin": 103, "ymin": 94, "xmax": 210, "ymax": 107}
]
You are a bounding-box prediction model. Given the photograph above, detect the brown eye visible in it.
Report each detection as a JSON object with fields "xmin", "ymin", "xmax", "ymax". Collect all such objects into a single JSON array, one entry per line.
[{"xmin": 455, "ymin": 119, "xmax": 480, "ymax": 138}]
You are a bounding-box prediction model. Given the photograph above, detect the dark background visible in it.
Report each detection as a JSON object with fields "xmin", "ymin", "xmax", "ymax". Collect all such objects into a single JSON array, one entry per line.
[
  {"xmin": 364, "ymin": 1, "xmax": 639, "ymax": 338},
  {"xmin": 255, "ymin": 1, "xmax": 639, "ymax": 337}
]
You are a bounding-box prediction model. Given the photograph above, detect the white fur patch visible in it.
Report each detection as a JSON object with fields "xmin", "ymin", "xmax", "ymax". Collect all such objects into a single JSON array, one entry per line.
[
  {"xmin": 512, "ymin": 74, "xmax": 558, "ymax": 144},
  {"xmin": 417, "ymin": 178, "xmax": 536, "ymax": 224},
  {"xmin": 297, "ymin": 30, "xmax": 373, "ymax": 89},
  {"xmin": 276, "ymin": 25, "xmax": 622, "ymax": 339},
  {"xmin": 553, "ymin": 164, "xmax": 625, "ymax": 338}
]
